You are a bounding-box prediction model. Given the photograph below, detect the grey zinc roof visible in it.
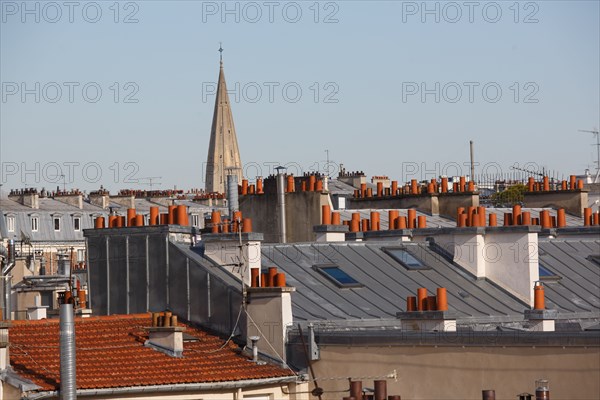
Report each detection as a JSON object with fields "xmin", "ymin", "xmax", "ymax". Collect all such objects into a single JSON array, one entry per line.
[
  {"xmin": 538, "ymin": 239, "xmax": 600, "ymax": 314},
  {"xmin": 262, "ymin": 241, "xmax": 529, "ymax": 322},
  {"xmin": 1, "ymin": 197, "xmax": 108, "ymax": 242},
  {"xmin": 327, "ymin": 179, "xmax": 356, "ymax": 196},
  {"xmin": 262, "ymin": 240, "xmax": 600, "ymax": 323}
]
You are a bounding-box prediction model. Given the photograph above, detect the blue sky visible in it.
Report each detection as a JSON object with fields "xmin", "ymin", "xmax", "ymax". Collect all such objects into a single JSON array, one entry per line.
[{"xmin": 1, "ymin": 0, "xmax": 599, "ymax": 192}]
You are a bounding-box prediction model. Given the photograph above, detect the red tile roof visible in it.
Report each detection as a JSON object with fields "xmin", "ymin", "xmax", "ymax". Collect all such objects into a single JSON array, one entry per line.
[{"xmin": 9, "ymin": 313, "xmax": 294, "ymax": 392}]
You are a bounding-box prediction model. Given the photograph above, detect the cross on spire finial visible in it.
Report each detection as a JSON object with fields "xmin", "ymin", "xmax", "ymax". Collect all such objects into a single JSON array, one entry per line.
[{"xmin": 219, "ymin": 42, "xmax": 223, "ymax": 63}]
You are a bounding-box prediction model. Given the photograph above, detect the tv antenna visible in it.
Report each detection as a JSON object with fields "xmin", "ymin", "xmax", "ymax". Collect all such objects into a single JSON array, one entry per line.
[
  {"xmin": 510, "ymin": 165, "xmax": 547, "ymax": 178},
  {"xmin": 138, "ymin": 177, "xmax": 163, "ymax": 189},
  {"xmin": 579, "ymin": 129, "xmax": 599, "ymax": 183}
]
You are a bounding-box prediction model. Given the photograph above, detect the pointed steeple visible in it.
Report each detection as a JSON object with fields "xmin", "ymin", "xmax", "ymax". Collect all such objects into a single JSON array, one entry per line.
[{"xmin": 205, "ymin": 45, "xmax": 243, "ymax": 194}]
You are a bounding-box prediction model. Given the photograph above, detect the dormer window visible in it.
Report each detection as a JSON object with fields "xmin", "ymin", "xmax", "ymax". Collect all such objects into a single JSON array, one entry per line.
[
  {"xmin": 54, "ymin": 217, "xmax": 61, "ymax": 232},
  {"xmin": 6, "ymin": 215, "xmax": 15, "ymax": 232},
  {"xmin": 31, "ymin": 216, "xmax": 39, "ymax": 232}
]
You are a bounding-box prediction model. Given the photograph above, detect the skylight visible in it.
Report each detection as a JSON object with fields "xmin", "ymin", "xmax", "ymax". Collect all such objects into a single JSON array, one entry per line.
[
  {"xmin": 313, "ymin": 264, "xmax": 362, "ymax": 288},
  {"xmin": 383, "ymin": 247, "xmax": 431, "ymax": 270},
  {"xmin": 539, "ymin": 263, "xmax": 560, "ymax": 280}
]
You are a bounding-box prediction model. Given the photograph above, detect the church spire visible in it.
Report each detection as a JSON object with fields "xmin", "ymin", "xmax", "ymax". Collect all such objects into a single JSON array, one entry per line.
[{"xmin": 205, "ymin": 45, "xmax": 243, "ymax": 194}]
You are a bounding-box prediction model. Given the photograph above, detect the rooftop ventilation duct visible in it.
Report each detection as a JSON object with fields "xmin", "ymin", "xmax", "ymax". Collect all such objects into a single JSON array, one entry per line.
[
  {"xmin": 59, "ymin": 303, "xmax": 77, "ymax": 400},
  {"xmin": 227, "ymin": 173, "xmax": 239, "ymax": 217},
  {"xmin": 275, "ymin": 166, "xmax": 287, "ymax": 243}
]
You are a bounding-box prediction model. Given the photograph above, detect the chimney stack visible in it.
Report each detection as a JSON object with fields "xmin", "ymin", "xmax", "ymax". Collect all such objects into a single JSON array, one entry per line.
[
  {"xmin": 246, "ymin": 285, "xmax": 295, "ymax": 362},
  {"xmin": 450, "ymin": 226, "xmax": 541, "ymax": 306},
  {"xmin": 8, "ymin": 190, "xmax": 39, "ymax": 209},
  {"xmin": 525, "ymin": 282, "xmax": 556, "ymax": 332},
  {"xmin": 54, "ymin": 192, "xmax": 83, "ymax": 209},
  {"xmin": 203, "ymin": 231, "xmax": 264, "ymax": 287},
  {"xmin": 147, "ymin": 311, "xmax": 185, "ymax": 357}
]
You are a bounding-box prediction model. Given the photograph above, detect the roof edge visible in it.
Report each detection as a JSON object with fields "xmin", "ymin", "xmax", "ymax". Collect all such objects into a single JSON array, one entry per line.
[{"xmin": 24, "ymin": 376, "xmax": 301, "ymax": 399}]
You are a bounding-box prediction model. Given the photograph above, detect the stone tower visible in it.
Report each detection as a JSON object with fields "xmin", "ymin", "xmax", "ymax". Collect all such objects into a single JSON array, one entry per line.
[{"xmin": 205, "ymin": 48, "xmax": 243, "ymax": 194}]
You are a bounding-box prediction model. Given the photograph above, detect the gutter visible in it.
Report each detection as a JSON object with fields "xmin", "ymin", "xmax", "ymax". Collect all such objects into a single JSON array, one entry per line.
[{"xmin": 24, "ymin": 376, "xmax": 301, "ymax": 399}]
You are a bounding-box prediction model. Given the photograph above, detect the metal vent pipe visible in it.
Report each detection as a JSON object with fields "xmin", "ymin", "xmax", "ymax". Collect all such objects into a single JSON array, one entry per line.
[
  {"xmin": 2, "ymin": 240, "xmax": 15, "ymax": 320},
  {"xmin": 60, "ymin": 303, "xmax": 77, "ymax": 400},
  {"xmin": 276, "ymin": 167, "xmax": 287, "ymax": 243},
  {"xmin": 227, "ymin": 173, "xmax": 239, "ymax": 217},
  {"xmin": 470, "ymin": 140, "xmax": 475, "ymax": 180}
]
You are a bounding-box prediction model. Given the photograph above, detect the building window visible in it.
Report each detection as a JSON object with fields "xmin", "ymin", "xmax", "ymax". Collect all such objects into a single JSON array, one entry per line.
[
  {"xmin": 77, "ymin": 249, "xmax": 85, "ymax": 262},
  {"xmin": 383, "ymin": 247, "xmax": 431, "ymax": 270},
  {"xmin": 191, "ymin": 214, "xmax": 200, "ymax": 227},
  {"xmin": 31, "ymin": 216, "xmax": 39, "ymax": 232},
  {"xmin": 313, "ymin": 264, "xmax": 362, "ymax": 288},
  {"xmin": 54, "ymin": 217, "xmax": 61, "ymax": 232},
  {"xmin": 6, "ymin": 216, "xmax": 15, "ymax": 232},
  {"xmin": 73, "ymin": 217, "xmax": 81, "ymax": 231}
]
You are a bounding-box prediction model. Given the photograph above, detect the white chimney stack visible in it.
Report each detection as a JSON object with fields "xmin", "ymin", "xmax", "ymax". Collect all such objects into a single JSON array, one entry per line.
[{"xmin": 451, "ymin": 226, "xmax": 541, "ymax": 307}]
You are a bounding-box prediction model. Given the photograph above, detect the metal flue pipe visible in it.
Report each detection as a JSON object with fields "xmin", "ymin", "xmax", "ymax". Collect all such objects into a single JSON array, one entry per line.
[
  {"xmin": 2, "ymin": 240, "xmax": 15, "ymax": 320},
  {"xmin": 470, "ymin": 140, "xmax": 475, "ymax": 181},
  {"xmin": 59, "ymin": 303, "xmax": 77, "ymax": 400},
  {"xmin": 226, "ymin": 173, "xmax": 239, "ymax": 217},
  {"xmin": 275, "ymin": 166, "xmax": 287, "ymax": 243}
]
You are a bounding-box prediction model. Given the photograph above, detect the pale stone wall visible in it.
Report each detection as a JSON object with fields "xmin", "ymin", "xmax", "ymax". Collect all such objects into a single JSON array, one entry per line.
[{"xmin": 312, "ymin": 345, "xmax": 600, "ymax": 400}]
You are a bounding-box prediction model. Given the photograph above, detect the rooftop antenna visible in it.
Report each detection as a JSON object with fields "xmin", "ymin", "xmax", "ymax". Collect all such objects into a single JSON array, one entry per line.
[
  {"xmin": 324, "ymin": 149, "xmax": 330, "ymax": 177},
  {"xmin": 510, "ymin": 165, "xmax": 547, "ymax": 178},
  {"xmin": 579, "ymin": 129, "xmax": 600, "ymax": 183},
  {"xmin": 138, "ymin": 177, "xmax": 163, "ymax": 189},
  {"xmin": 469, "ymin": 140, "xmax": 475, "ymax": 180}
]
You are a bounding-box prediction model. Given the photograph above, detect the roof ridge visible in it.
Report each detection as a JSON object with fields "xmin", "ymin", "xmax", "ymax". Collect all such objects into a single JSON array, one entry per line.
[{"xmin": 11, "ymin": 312, "xmax": 153, "ymax": 326}]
